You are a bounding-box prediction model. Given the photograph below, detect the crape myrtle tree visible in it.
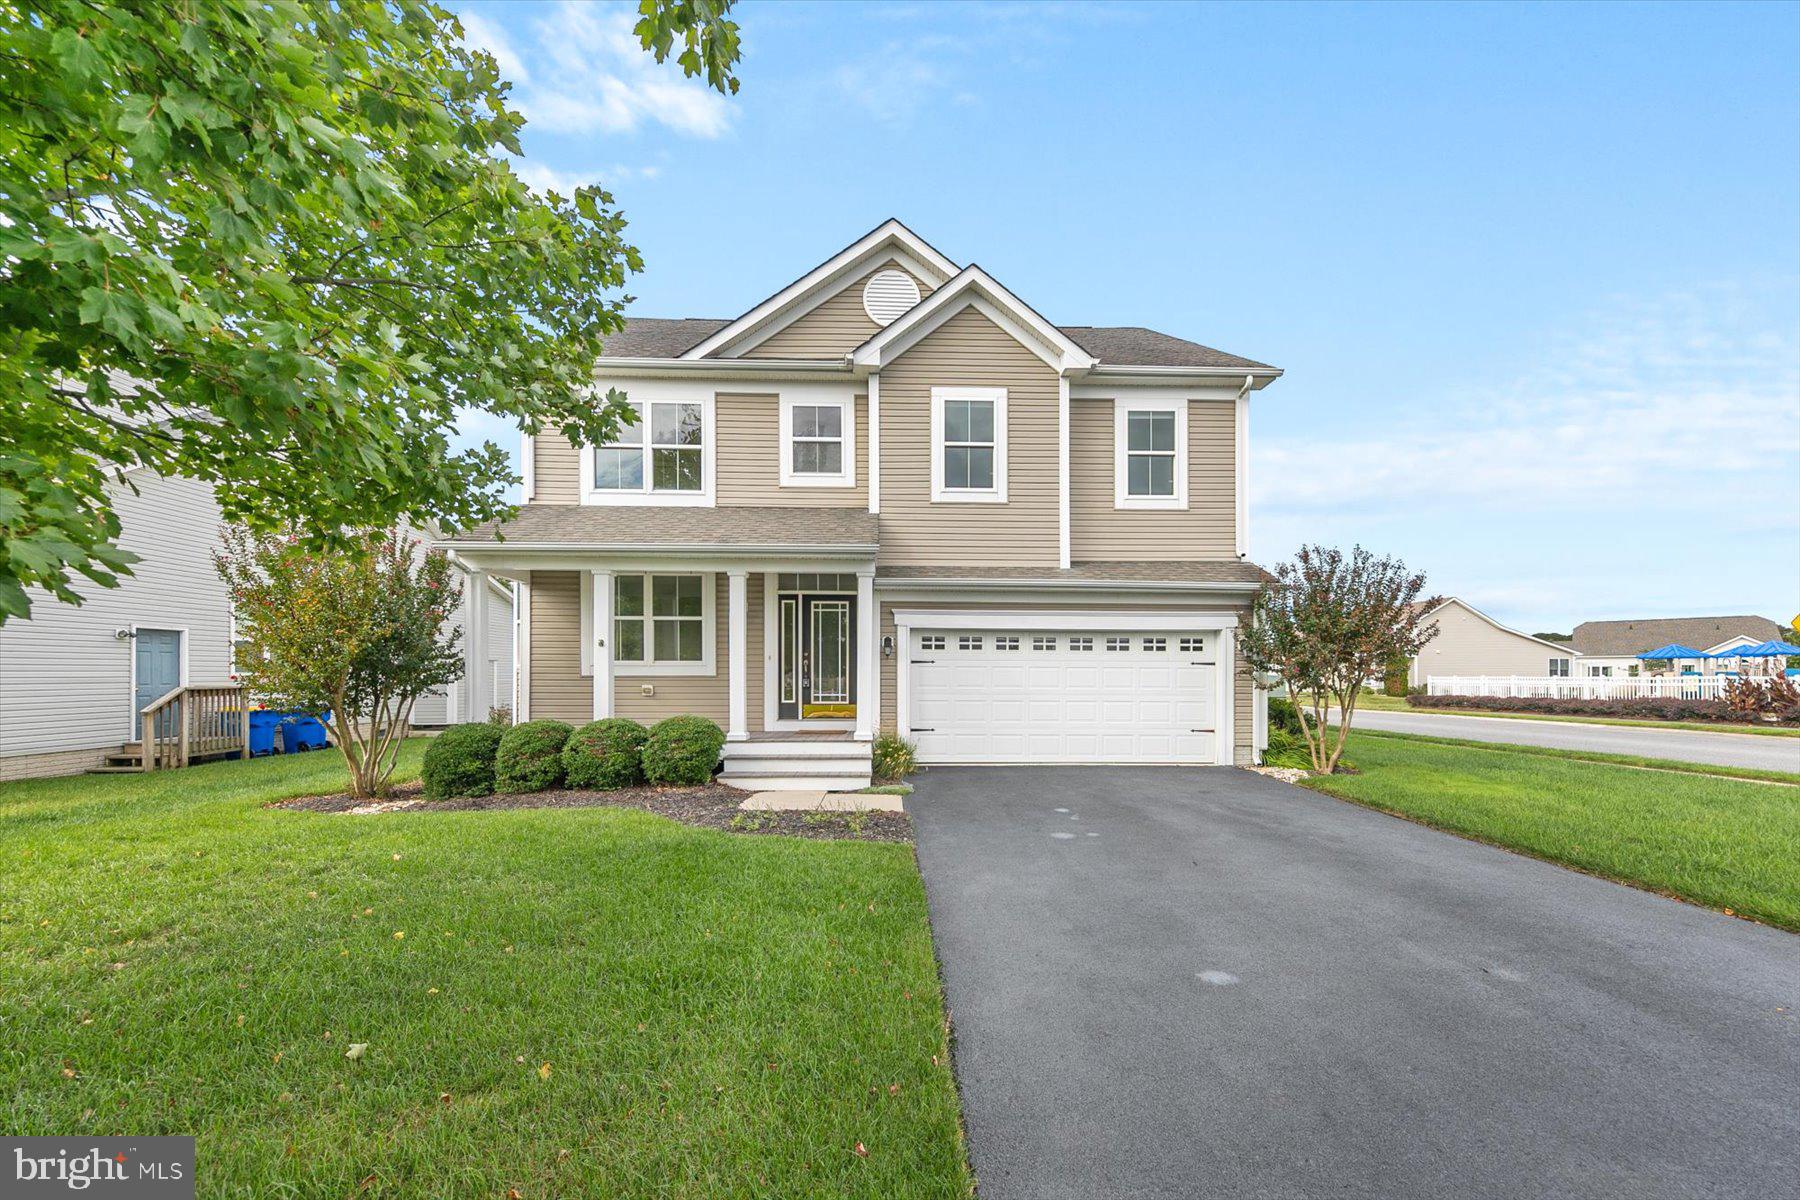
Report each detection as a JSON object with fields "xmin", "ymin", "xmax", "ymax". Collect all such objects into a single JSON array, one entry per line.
[
  {"xmin": 0, "ymin": 0, "xmax": 741, "ymax": 620},
  {"xmin": 216, "ymin": 526, "xmax": 462, "ymax": 798},
  {"xmin": 1240, "ymin": 545, "xmax": 1439, "ymax": 774}
]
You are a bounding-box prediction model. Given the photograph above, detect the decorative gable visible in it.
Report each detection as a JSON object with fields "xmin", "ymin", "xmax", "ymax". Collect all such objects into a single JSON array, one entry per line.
[{"xmin": 740, "ymin": 260, "xmax": 933, "ymax": 360}]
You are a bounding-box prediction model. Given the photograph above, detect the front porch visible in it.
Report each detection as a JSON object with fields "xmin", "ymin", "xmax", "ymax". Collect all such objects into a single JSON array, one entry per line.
[{"xmin": 440, "ymin": 508, "xmax": 884, "ymax": 788}]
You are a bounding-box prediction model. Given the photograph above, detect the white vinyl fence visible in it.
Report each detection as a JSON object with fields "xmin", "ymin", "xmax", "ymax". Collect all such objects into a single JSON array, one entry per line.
[{"xmin": 1427, "ymin": 675, "xmax": 1733, "ymax": 701}]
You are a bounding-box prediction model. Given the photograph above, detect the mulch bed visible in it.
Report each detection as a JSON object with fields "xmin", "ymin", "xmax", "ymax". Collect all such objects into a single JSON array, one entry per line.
[{"xmin": 273, "ymin": 780, "xmax": 912, "ymax": 843}]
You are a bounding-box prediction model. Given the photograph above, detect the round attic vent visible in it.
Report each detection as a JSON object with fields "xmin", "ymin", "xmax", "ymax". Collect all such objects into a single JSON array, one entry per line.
[{"xmin": 862, "ymin": 269, "xmax": 921, "ymax": 325}]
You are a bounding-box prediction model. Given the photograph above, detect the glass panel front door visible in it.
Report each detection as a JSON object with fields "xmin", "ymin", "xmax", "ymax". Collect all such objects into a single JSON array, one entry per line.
[{"xmin": 776, "ymin": 593, "xmax": 856, "ymax": 721}]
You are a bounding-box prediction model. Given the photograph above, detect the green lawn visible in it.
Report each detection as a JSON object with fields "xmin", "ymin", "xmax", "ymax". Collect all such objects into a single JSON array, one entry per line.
[
  {"xmin": 0, "ymin": 745, "xmax": 973, "ymax": 1199},
  {"xmin": 1304, "ymin": 731, "xmax": 1800, "ymax": 932}
]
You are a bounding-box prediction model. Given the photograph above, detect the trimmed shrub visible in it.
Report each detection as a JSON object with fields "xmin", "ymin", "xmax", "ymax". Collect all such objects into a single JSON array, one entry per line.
[
  {"xmin": 872, "ymin": 733, "xmax": 917, "ymax": 781},
  {"xmin": 495, "ymin": 719, "xmax": 573, "ymax": 793},
  {"xmin": 642, "ymin": 715, "xmax": 726, "ymax": 786},
  {"xmin": 421, "ymin": 723, "xmax": 505, "ymax": 800},
  {"xmin": 563, "ymin": 718, "xmax": 650, "ymax": 789},
  {"xmin": 1405, "ymin": 692, "xmax": 1796, "ymax": 726},
  {"xmin": 1266, "ymin": 696, "xmax": 1303, "ymax": 736}
]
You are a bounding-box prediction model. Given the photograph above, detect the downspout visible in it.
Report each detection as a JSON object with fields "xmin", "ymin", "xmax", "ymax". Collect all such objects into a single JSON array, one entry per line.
[{"xmin": 1235, "ymin": 374, "xmax": 1253, "ymax": 560}]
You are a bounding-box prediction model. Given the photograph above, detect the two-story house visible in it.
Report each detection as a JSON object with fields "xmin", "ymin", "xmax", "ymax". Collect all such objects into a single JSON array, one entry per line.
[{"xmin": 440, "ymin": 220, "xmax": 1280, "ymax": 788}]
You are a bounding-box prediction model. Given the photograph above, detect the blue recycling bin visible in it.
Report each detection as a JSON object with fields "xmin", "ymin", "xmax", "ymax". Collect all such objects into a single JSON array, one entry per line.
[
  {"xmin": 247, "ymin": 710, "xmax": 282, "ymax": 756},
  {"xmin": 279, "ymin": 711, "xmax": 330, "ymax": 753}
]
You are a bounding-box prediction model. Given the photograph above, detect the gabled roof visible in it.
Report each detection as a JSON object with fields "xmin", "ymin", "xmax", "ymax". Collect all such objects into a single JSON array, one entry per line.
[
  {"xmin": 1570, "ymin": 615, "xmax": 1784, "ymax": 657},
  {"xmin": 680, "ymin": 219, "xmax": 959, "ymax": 361},
  {"xmin": 445, "ymin": 505, "xmax": 879, "ymax": 552},
  {"xmin": 1420, "ymin": 597, "xmax": 1582, "ymax": 656},
  {"xmin": 1060, "ymin": 326, "xmax": 1272, "ymax": 371},
  {"xmin": 850, "ymin": 264, "xmax": 1097, "ymax": 373}
]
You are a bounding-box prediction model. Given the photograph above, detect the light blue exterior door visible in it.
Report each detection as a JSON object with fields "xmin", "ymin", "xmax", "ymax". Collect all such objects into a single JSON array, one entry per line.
[{"xmin": 134, "ymin": 629, "xmax": 182, "ymax": 739}]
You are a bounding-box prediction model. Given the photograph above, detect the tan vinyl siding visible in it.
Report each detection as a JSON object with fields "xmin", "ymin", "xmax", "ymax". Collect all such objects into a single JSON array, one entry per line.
[
  {"xmin": 716, "ymin": 393, "xmax": 869, "ymax": 507},
  {"xmin": 741, "ymin": 261, "xmax": 930, "ymax": 360},
  {"xmin": 879, "ymin": 598, "xmax": 1252, "ymax": 747},
  {"xmin": 532, "ymin": 429, "xmax": 581, "ymax": 504},
  {"xmin": 1069, "ymin": 398, "xmax": 1236, "ymax": 561},
  {"xmin": 613, "ymin": 574, "xmax": 730, "ymax": 726},
  {"xmin": 877, "ymin": 307, "xmax": 1061, "ymax": 566},
  {"xmin": 526, "ymin": 571, "xmax": 589, "ymax": 723},
  {"xmin": 1234, "ymin": 641, "xmax": 1254, "ymax": 762},
  {"xmin": 1410, "ymin": 600, "xmax": 1569, "ymax": 683}
]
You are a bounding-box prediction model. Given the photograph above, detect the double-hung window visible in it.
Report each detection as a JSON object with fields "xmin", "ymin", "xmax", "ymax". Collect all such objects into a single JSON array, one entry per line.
[
  {"xmin": 931, "ymin": 387, "xmax": 1007, "ymax": 502},
  {"xmin": 1113, "ymin": 399, "xmax": 1187, "ymax": 509},
  {"xmin": 778, "ymin": 395, "xmax": 855, "ymax": 487},
  {"xmin": 590, "ymin": 399, "xmax": 708, "ymax": 502},
  {"xmin": 612, "ymin": 574, "xmax": 709, "ymax": 671},
  {"xmin": 1548, "ymin": 657, "xmax": 1570, "ymax": 677}
]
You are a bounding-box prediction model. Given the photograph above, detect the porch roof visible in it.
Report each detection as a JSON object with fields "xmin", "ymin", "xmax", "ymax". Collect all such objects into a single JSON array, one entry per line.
[{"xmin": 443, "ymin": 504, "xmax": 880, "ymax": 553}]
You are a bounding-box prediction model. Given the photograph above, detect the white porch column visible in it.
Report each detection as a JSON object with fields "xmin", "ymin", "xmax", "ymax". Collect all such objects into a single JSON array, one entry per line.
[
  {"xmin": 514, "ymin": 578, "xmax": 531, "ymax": 721},
  {"xmin": 855, "ymin": 570, "xmax": 876, "ymax": 741},
  {"xmin": 727, "ymin": 569, "xmax": 748, "ymax": 742},
  {"xmin": 464, "ymin": 570, "xmax": 489, "ymax": 722},
  {"xmin": 591, "ymin": 569, "xmax": 613, "ymax": 720}
]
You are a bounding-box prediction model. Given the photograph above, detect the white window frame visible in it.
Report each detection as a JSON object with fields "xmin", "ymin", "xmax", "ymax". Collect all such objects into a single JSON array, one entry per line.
[
  {"xmin": 778, "ymin": 394, "xmax": 856, "ymax": 488},
  {"xmin": 583, "ymin": 571, "xmax": 716, "ymax": 677},
  {"xmin": 1114, "ymin": 397, "xmax": 1188, "ymax": 510},
  {"xmin": 580, "ymin": 393, "xmax": 715, "ymax": 507},
  {"xmin": 930, "ymin": 386, "xmax": 1007, "ymax": 503},
  {"xmin": 1549, "ymin": 657, "xmax": 1570, "ymax": 677}
]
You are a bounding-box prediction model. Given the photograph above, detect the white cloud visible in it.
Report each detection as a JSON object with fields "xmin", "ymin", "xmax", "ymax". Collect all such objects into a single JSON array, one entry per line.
[
  {"xmin": 519, "ymin": 2, "xmax": 732, "ymax": 138},
  {"xmin": 512, "ymin": 161, "xmax": 662, "ymax": 196},
  {"xmin": 1254, "ymin": 282, "xmax": 1800, "ymax": 518},
  {"xmin": 455, "ymin": 1, "xmax": 731, "ymax": 140}
]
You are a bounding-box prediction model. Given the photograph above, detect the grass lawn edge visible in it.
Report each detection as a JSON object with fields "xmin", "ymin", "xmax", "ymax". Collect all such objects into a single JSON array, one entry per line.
[
  {"xmin": 1352, "ymin": 691, "xmax": 1800, "ymax": 738},
  {"xmin": 1337, "ymin": 726, "xmax": 1800, "ymax": 786}
]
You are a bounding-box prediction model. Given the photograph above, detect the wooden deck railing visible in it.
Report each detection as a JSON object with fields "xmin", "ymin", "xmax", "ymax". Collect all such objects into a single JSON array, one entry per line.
[{"xmin": 139, "ymin": 684, "xmax": 251, "ymax": 771}]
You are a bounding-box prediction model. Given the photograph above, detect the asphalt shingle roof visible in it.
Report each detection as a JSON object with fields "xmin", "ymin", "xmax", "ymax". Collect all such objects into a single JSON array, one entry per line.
[
  {"xmin": 1569, "ymin": 615, "xmax": 1784, "ymax": 657},
  {"xmin": 878, "ymin": 561, "xmax": 1272, "ymax": 585},
  {"xmin": 597, "ymin": 317, "xmax": 1272, "ymax": 370},
  {"xmin": 445, "ymin": 505, "xmax": 879, "ymax": 549}
]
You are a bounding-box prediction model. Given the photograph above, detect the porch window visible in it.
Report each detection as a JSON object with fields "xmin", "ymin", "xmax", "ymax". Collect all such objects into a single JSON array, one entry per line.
[
  {"xmin": 1549, "ymin": 657, "xmax": 1570, "ymax": 677},
  {"xmin": 592, "ymin": 402, "xmax": 705, "ymax": 495},
  {"xmin": 613, "ymin": 574, "xmax": 705, "ymax": 664},
  {"xmin": 931, "ymin": 387, "xmax": 1007, "ymax": 501}
]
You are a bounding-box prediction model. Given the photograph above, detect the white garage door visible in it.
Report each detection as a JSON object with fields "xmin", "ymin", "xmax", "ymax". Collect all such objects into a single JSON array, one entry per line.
[{"xmin": 907, "ymin": 628, "xmax": 1219, "ymax": 764}]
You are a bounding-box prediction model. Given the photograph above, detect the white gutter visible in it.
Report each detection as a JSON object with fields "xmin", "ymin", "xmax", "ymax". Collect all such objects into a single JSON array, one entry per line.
[
  {"xmin": 436, "ymin": 540, "xmax": 880, "ymax": 557},
  {"xmin": 872, "ymin": 576, "xmax": 1263, "ymax": 594},
  {"xmin": 594, "ymin": 357, "xmax": 851, "ymax": 380}
]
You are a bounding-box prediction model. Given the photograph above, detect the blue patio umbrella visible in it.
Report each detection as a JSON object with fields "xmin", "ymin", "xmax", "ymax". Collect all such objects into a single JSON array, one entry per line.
[
  {"xmin": 1636, "ymin": 643, "xmax": 1703, "ymax": 659},
  {"xmin": 1723, "ymin": 639, "xmax": 1800, "ymax": 657}
]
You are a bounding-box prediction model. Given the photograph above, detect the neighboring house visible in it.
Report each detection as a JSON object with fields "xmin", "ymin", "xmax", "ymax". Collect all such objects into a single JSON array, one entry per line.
[
  {"xmin": 1408, "ymin": 597, "xmax": 1580, "ymax": 685},
  {"xmin": 1569, "ymin": 614, "xmax": 1786, "ymax": 677},
  {"xmin": 439, "ymin": 220, "xmax": 1281, "ymax": 789},
  {"xmin": 0, "ymin": 480, "xmax": 511, "ymax": 781}
]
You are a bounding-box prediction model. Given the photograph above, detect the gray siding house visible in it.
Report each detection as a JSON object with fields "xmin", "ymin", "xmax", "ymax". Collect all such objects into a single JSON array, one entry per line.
[{"xmin": 0, "ymin": 477, "xmax": 513, "ymax": 780}]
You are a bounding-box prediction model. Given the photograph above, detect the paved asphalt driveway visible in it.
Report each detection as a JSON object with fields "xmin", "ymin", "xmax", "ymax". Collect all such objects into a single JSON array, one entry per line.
[
  {"xmin": 1343, "ymin": 708, "xmax": 1800, "ymax": 773},
  {"xmin": 909, "ymin": 767, "xmax": 1800, "ymax": 1200}
]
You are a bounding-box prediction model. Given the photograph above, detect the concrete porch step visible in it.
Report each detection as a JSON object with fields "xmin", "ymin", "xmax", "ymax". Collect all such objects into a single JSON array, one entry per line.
[
  {"xmin": 720, "ymin": 774, "xmax": 875, "ymax": 793},
  {"xmin": 724, "ymin": 739, "xmax": 873, "ymax": 760}
]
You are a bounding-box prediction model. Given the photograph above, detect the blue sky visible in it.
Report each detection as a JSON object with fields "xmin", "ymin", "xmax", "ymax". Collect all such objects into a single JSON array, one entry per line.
[{"xmin": 450, "ymin": 0, "xmax": 1800, "ymax": 634}]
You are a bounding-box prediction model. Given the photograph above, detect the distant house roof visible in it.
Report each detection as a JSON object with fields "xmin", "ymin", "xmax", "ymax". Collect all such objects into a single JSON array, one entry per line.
[
  {"xmin": 444, "ymin": 504, "xmax": 879, "ymax": 551},
  {"xmin": 1570, "ymin": 615, "xmax": 1784, "ymax": 657},
  {"xmin": 597, "ymin": 317, "xmax": 1271, "ymax": 370}
]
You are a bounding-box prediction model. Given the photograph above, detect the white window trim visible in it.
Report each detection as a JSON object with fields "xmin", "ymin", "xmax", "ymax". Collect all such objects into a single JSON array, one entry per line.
[
  {"xmin": 778, "ymin": 394, "xmax": 856, "ymax": 488},
  {"xmin": 583, "ymin": 571, "xmax": 717, "ymax": 677},
  {"xmin": 580, "ymin": 393, "xmax": 716, "ymax": 507},
  {"xmin": 930, "ymin": 386, "xmax": 1007, "ymax": 503},
  {"xmin": 1113, "ymin": 397, "xmax": 1188, "ymax": 510}
]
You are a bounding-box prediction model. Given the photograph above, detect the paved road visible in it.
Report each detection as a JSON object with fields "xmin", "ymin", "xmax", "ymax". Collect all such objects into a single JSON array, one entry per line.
[
  {"xmin": 1340, "ymin": 707, "xmax": 1800, "ymax": 772},
  {"xmin": 909, "ymin": 766, "xmax": 1800, "ymax": 1200}
]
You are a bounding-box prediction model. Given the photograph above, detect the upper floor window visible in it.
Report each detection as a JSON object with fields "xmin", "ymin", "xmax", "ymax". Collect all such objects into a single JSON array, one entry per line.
[
  {"xmin": 779, "ymin": 395, "xmax": 855, "ymax": 488},
  {"xmin": 931, "ymin": 387, "xmax": 1007, "ymax": 503},
  {"xmin": 585, "ymin": 397, "xmax": 712, "ymax": 506},
  {"xmin": 1113, "ymin": 399, "xmax": 1187, "ymax": 510}
]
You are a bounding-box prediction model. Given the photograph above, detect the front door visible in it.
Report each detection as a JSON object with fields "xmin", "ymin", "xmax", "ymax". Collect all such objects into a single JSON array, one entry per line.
[
  {"xmin": 777, "ymin": 594, "xmax": 856, "ymax": 721},
  {"xmin": 134, "ymin": 628, "xmax": 183, "ymax": 739}
]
